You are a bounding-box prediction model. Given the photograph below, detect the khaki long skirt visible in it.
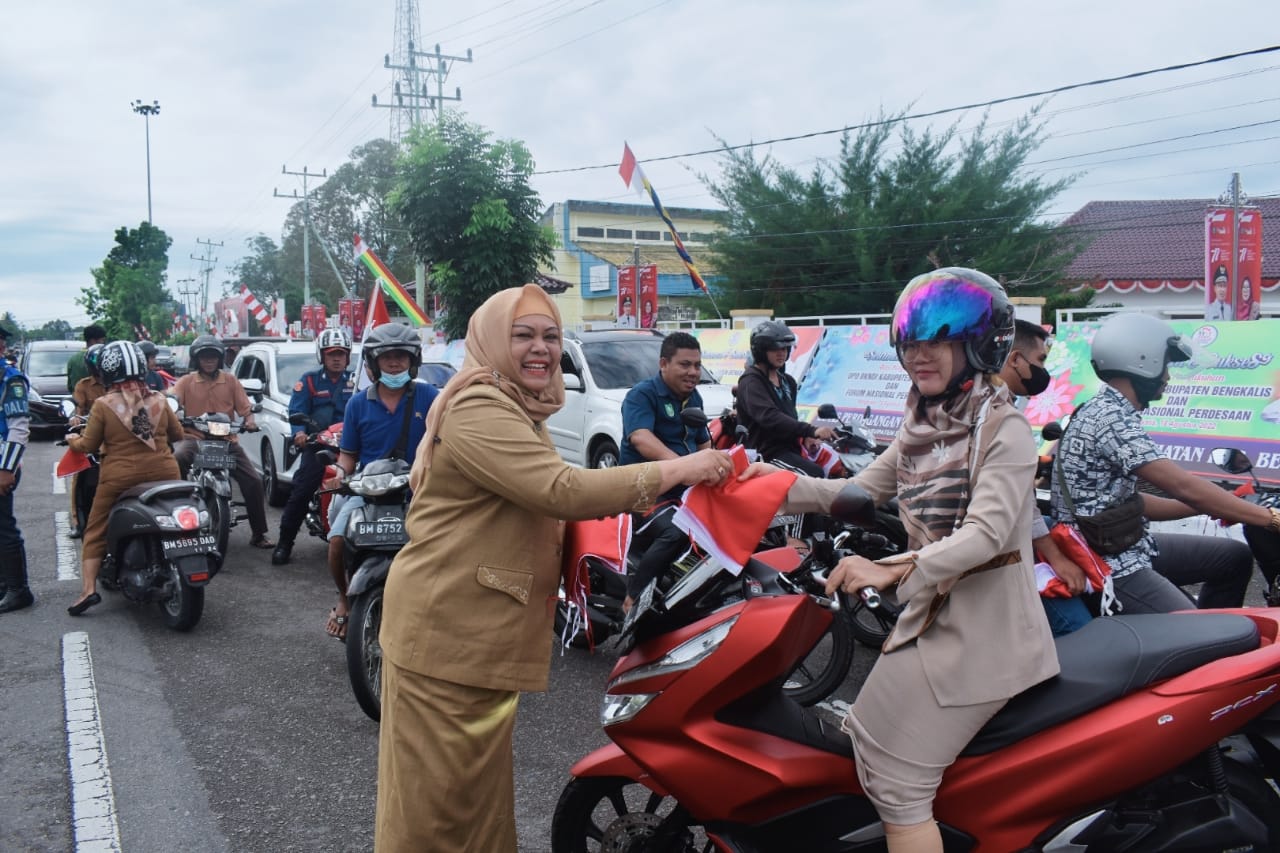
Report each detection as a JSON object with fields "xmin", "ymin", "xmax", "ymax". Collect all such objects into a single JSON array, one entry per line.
[
  {"xmin": 375, "ymin": 660, "xmax": 521, "ymax": 853},
  {"xmin": 843, "ymin": 642, "xmax": 1005, "ymax": 826}
]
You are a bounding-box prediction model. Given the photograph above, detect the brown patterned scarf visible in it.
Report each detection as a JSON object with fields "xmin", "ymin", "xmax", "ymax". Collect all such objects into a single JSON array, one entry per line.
[
  {"xmin": 101, "ymin": 379, "xmax": 169, "ymax": 451},
  {"xmin": 894, "ymin": 375, "xmax": 1008, "ymax": 549}
]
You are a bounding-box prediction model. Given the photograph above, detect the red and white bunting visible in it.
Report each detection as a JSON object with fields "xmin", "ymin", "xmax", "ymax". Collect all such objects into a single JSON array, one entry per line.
[{"xmin": 240, "ymin": 285, "xmax": 276, "ymax": 335}]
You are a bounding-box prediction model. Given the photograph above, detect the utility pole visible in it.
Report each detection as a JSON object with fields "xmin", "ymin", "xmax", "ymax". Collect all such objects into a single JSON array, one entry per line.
[
  {"xmin": 1227, "ymin": 172, "xmax": 1244, "ymax": 318},
  {"xmin": 373, "ymin": 1, "xmax": 474, "ymax": 316},
  {"xmin": 274, "ymin": 166, "xmax": 328, "ymax": 307},
  {"xmin": 130, "ymin": 100, "xmax": 160, "ymax": 223},
  {"xmin": 190, "ymin": 239, "xmax": 223, "ymax": 319},
  {"xmin": 176, "ymin": 277, "xmax": 200, "ymax": 319}
]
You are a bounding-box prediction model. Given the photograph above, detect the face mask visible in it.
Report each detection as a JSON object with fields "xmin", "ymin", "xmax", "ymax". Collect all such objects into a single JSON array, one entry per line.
[
  {"xmin": 1017, "ymin": 358, "xmax": 1052, "ymax": 397},
  {"xmin": 380, "ymin": 370, "xmax": 411, "ymax": 389}
]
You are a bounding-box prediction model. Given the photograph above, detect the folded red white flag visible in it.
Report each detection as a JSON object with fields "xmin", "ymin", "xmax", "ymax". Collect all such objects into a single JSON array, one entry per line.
[
  {"xmin": 559, "ymin": 513, "xmax": 632, "ymax": 648},
  {"xmin": 56, "ymin": 448, "xmax": 93, "ymax": 478},
  {"xmin": 673, "ymin": 446, "xmax": 797, "ymax": 575}
]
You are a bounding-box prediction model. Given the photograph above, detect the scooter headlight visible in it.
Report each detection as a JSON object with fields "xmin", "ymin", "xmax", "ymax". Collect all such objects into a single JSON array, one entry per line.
[
  {"xmin": 608, "ymin": 615, "xmax": 739, "ymax": 691},
  {"xmin": 600, "ymin": 693, "xmax": 657, "ymax": 727},
  {"xmin": 207, "ymin": 421, "xmax": 231, "ymax": 437}
]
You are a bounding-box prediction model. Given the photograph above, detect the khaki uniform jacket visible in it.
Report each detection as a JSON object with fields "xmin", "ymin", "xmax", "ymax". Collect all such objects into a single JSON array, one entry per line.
[
  {"xmin": 785, "ymin": 403, "xmax": 1059, "ymax": 707},
  {"xmin": 172, "ymin": 370, "xmax": 255, "ymax": 441},
  {"xmin": 380, "ymin": 385, "xmax": 663, "ymax": 693}
]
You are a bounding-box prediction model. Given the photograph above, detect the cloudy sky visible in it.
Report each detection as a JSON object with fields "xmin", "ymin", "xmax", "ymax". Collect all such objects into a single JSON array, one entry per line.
[{"xmin": 4, "ymin": 0, "xmax": 1279, "ymax": 331}]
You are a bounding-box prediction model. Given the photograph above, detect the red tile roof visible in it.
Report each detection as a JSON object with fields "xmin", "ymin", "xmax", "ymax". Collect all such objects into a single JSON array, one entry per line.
[{"xmin": 1060, "ymin": 198, "xmax": 1280, "ymax": 281}]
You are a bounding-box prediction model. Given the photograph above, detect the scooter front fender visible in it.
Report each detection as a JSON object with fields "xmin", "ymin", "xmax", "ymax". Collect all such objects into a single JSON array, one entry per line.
[
  {"xmin": 347, "ymin": 554, "xmax": 394, "ymax": 597},
  {"xmin": 567, "ymin": 743, "xmax": 671, "ymax": 797}
]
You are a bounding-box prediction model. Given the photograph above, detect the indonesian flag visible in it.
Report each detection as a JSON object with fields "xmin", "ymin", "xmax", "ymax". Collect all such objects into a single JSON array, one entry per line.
[
  {"xmin": 618, "ymin": 142, "xmax": 647, "ymax": 198},
  {"xmin": 560, "ymin": 514, "xmax": 633, "ymax": 648},
  {"xmin": 56, "ymin": 448, "xmax": 93, "ymax": 478},
  {"xmin": 1039, "ymin": 524, "xmax": 1118, "ymax": 614},
  {"xmin": 803, "ymin": 441, "xmax": 844, "ymax": 477},
  {"xmin": 673, "ymin": 446, "xmax": 797, "ymax": 574}
]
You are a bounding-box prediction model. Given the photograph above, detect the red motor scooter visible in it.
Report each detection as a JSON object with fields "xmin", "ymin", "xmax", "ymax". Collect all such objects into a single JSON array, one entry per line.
[{"xmin": 552, "ymin": 484, "xmax": 1280, "ymax": 852}]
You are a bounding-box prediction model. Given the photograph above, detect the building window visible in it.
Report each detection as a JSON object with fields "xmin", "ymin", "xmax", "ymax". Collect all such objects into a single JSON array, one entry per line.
[
  {"xmin": 663, "ymin": 232, "xmax": 673, "ymax": 241},
  {"xmin": 636, "ymin": 230, "xmax": 661, "ymax": 241},
  {"xmin": 687, "ymin": 232, "xmax": 713, "ymax": 243},
  {"xmin": 606, "ymin": 228, "xmax": 633, "ymax": 240},
  {"xmin": 576, "ymin": 226, "xmax": 604, "ymax": 239}
]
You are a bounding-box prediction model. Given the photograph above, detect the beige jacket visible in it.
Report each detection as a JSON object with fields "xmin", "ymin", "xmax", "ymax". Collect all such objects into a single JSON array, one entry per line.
[
  {"xmin": 380, "ymin": 384, "xmax": 662, "ymax": 693},
  {"xmin": 785, "ymin": 403, "xmax": 1059, "ymax": 707}
]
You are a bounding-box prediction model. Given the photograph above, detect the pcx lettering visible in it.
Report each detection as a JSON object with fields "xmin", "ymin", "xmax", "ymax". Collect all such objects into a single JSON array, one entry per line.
[{"xmin": 1209, "ymin": 682, "xmax": 1277, "ymax": 722}]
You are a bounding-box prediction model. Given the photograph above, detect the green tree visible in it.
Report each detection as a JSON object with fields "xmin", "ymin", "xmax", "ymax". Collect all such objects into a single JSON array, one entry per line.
[
  {"xmin": 390, "ymin": 114, "xmax": 556, "ymax": 339},
  {"xmin": 0, "ymin": 311, "xmax": 23, "ymax": 339},
  {"xmin": 22, "ymin": 318, "xmax": 73, "ymax": 342},
  {"xmin": 701, "ymin": 109, "xmax": 1092, "ymax": 318},
  {"xmin": 78, "ymin": 223, "xmax": 175, "ymax": 340}
]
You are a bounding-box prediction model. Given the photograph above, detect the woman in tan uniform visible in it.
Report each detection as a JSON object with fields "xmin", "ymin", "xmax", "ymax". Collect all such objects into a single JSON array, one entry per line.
[
  {"xmin": 375, "ymin": 285, "xmax": 733, "ymax": 853},
  {"xmin": 771, "ymin": 269, "xmax": 1060, "ymax": 853},
  {"xmin": 67, "ymin": 341, "xmax": 184, "ymax": 615}
]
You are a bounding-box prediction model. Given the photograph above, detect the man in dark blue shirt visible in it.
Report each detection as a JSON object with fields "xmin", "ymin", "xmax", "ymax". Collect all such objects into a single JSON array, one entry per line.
[
  {"xmin": 620, "ymin": 331, "xmax": 711, "ymax": 609},
  {"xmin": 272, "ymin": 329, "xmax": 357, "ymax": 564},
  {"xmin": 323, "ymin": 324, "xmax": 438, "ymax": 639}
]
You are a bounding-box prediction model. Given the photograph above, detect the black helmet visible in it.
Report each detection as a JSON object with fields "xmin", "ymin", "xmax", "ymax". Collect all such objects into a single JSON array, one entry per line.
[
  {"xmin": 137, "ymin": 340, "xmax": 158, "ymax": 358},
  {"xmin": 99, "ymin": 341, "xmax": 147, "ymax": 387},
  {"xmin": 363, "ymin": 323, "xmax": 422, "ymax": 379},
  {"xmin": 84, "ymin": 343, "xmax": 105, "ymax": 378},
  {"xmin": 189, "ymin": 334, "xmax": 226, "ymax": 371},
  {"xmin": 750, "ymin": 320, "xmax": 797, "ymax": 365},
  {"xmin": 890, "ymin": 267, "xmax": 1015, "ymax": 375}
]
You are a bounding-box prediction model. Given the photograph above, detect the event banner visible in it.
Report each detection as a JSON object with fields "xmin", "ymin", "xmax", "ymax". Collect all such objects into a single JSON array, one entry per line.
[
  {"xmin": 616, "ymin": 267, "xmax": 638, "ymax": 328},
  {"xmin": 1050, "ymin": 320, "xmax": 1280, "ymax": 483},
  {"xmin": 691, "ymin": 326, "xmax": 824, "ymax": 388},
  {"xmin": 1237, "ymin": 208, "xmax": 1263, "ymax": 321},
  {"xmin": 1205, "ymin": 207, "xmax": 1234, "ymax": 321},
  {"xmin": 793, "ymin": 325, "xmax": 911, "ymax": 442},
  {"xmin": 214, "ymin": 298, "xmax": 248, "ymax": 338},
  {"xmin": 638, "ymin": 264, "xmax": 658, "ymax": 329}
]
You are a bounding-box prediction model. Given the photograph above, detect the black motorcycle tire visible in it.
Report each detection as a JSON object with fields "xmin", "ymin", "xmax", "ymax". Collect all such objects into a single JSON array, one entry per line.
[
  {"xmin": 782, "ymin": 607, "xmax": 854, "ymax": 706},
  {"xmin": 261, "ymin": 440, "xmax": 289, "ymax": 508},
  {"xmin": 551, "ymin": 776, "xmax": 703, "ymax": 853},
  {"xmin": 346, "ymin": 586, "xmax": 384, "ymax": 722},
  {"xmin": 207, "ymin": 492, "xmax": 231, "ymax": 567},
  {"xmin": 159, "ymin": 566, "xmax": 205, "ymax": 631},
  {"xmin": 848, "ymin": 590, "xmax": 902, "ymax": 649}
]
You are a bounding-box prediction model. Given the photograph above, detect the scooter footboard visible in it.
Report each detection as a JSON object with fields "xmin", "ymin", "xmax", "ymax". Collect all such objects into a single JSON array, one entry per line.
[{"xmin": 567, "ymin": 743, "xmax": 672, "ymax": 798}]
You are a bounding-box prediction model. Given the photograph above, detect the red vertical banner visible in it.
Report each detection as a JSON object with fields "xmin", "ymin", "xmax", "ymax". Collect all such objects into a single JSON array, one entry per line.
[
  {"xmin": 1205, "ymin": 207, "xmax": 1234, "ymax": 321},
  {"xmin": 617, "ymin": 266, "xmax": 638, "ymax": 328},
  {"xmin": 1236, "ymin": 207, "xmax": 1263, "ymax": 321},
  {"xmin": 337, "ymin": 298, "xmax": 355, "ymax": 340},
  {"xmin": 638, "ymin": 264, "xmax": 658, "ymax": 329},
  {"xmin": 301, "ymin": 304, "xmax": 327, "ymax": 339},
  {"xmin": 350, "ymin": 297, "xmax": 366, "ymax": 340}
]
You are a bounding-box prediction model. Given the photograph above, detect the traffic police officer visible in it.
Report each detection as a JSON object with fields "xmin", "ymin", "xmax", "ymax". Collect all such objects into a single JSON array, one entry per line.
[
  {"xmin": 0, "ymin": 323, "xmax": 34, "ymax": 614},
  {"xmin": 272, "ymin": 328, "xmax": 355, "ymax": 564}
]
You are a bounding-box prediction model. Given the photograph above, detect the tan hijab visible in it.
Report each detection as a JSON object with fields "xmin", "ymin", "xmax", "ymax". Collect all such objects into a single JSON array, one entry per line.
[
  {"xmin": 100, "ymin": 378, "xmax": 170, "ymax": 452},
  {"xmin": 414, "ymin": 284, "xmax": 566, "ymax": 481}
]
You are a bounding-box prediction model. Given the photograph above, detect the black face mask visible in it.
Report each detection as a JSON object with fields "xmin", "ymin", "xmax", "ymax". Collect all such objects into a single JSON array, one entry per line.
[{"xmin": 1015, "ymin": 357, "xmax": 1052, "ymax": 397}]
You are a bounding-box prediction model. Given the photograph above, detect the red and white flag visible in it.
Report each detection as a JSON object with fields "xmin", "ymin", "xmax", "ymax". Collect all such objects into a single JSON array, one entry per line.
[
  {"xmin": 618, "ymin": 142, "xmax": 647, "ymax": 198},
  {"xmin": 240, "ymin": 285, "xmax": 275, "ymax": 334},
  {"xmin": 673, "ymin": 446, "xmax": 797, "ymax": 574}
]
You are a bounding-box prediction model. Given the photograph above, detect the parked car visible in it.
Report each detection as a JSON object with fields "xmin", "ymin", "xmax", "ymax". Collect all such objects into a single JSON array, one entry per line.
[
  {"xmin": 230, "ymin": 341, "xmax": 326, "ymax": 506},
  {"xmin": 153, "ymin": 344, "xmax": 176, "ymax": 373},
  {"xmin": 417, "ymin": 361, "xmax": 456, "ymax": 389},
  {"xmin": 20, "ymin": 340, "xmax": 84, "ymax": 435},
  {"xmin": 545, "ymin": 329, "xmax": 734, "ymax": 468}
]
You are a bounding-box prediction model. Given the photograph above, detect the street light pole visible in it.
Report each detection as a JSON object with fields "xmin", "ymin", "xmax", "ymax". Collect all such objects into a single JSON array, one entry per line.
[{"xmin": 131, "ymin": 99, "xmax": 161, "ymax": 223}]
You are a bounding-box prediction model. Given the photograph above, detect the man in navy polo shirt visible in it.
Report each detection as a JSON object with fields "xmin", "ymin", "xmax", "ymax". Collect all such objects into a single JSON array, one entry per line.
[
  {"xmin": 324, "ymin": 324, "xmax": 438, "ymax": 639},
  {"xmin": 620, "ymin": 331, "xmax": 711, "ymax": 610}
]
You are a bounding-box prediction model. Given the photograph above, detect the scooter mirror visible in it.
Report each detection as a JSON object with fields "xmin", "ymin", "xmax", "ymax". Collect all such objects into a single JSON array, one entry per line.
[
  {"xmin": 680, "ymin": 407, "xmax": 708, "ymax": 429},
  {"xmin": 166, "ymin": 396, "xmax": 179, "ymax": 412},
  {"xmin": 817, "ymin": 403, "xmax": 839, "ymax": 419},
  {"xmin": 829, "ymin": 482, "xmax": 878, "ymax": 528},
  {"xmin": 1041, "ymin": 421, "xmax": 1064, "ymax": 442},
  {"xmin": 1210, "ymin": 447, "xmax": 1254, "ymax": 475},
  {"xmin": 60, "ymin": 399, "xmax": 76, "ymax": 418}
]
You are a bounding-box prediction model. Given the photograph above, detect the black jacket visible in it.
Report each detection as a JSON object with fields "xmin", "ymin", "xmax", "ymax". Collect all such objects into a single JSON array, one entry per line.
[{"xmin": 735, "ymin": 364, "xmax": 816, "ymax": 460}]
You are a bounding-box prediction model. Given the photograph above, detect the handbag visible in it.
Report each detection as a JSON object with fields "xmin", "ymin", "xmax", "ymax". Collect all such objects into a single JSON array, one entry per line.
[{"xmin": 1054, "ymin": 455, "xmax": 1146, "ymax": 555}]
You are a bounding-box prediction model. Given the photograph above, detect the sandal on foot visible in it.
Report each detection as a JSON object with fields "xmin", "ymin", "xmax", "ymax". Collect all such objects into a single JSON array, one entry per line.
[
  {"xmin": 325, "ymin": 607, "xmax": 349, "ymax": 641},
  {"xmin": 68, "ymin": 592, "xmax": 102, "ymax": 617},
  {"xmin": 250, "ymin": 534, "xmax": 276, "ymax": 549}
]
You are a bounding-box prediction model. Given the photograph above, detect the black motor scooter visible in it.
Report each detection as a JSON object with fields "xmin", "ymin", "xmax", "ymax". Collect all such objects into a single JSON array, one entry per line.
[{"xmin": 1210, "ymin": 446, "xmax": 1280, "ymax": 606}]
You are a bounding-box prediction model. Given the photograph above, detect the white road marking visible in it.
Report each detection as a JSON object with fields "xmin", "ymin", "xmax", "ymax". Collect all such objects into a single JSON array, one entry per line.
[
  {"xmin": 62, "ymin": 632, "xmax": 123, "ymax": 853},
  {"xmin": 55, "ymin": 512, "xmax": 80, "ymax": 581},
  {"xmin": 54, "ymin": 470, "xmax": 67, "ymax": 495}
]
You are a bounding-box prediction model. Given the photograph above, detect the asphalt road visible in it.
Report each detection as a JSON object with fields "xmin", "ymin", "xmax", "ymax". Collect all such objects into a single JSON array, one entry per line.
[{"xmin": 0, "ymin": 435, "xmax": 870, "ymax": 852}]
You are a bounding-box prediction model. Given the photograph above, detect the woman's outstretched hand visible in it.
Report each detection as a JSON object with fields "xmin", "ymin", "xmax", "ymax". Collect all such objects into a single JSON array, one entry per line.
[
  {"xmin": 656, "ymin": 449, "xmax": 735, "ymax": 494},
  {"xmin": 737, "ymin": 461, "xmax": 782, "ymax": 482}
]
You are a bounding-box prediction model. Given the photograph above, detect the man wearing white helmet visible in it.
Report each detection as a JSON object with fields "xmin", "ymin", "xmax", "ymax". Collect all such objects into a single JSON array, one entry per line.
[
  {"xmin": 271, "ymin": 328, "xmax": 355, "ymax": 565},
  {"xmin": 1050, "ymin": 312, "xmax": 1277, "ymax": 613}
]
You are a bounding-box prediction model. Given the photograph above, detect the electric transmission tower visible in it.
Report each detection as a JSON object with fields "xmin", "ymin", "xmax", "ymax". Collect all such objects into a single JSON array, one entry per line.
[{"xmin": 373, "ymin": 0, "xmax": 473, "ymax": 140}]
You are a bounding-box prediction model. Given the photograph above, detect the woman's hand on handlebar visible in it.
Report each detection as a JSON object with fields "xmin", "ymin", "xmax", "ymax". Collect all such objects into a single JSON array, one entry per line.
[{"xmin": 824, "ymin": 553, "xmax": 897, "ymax": 599}]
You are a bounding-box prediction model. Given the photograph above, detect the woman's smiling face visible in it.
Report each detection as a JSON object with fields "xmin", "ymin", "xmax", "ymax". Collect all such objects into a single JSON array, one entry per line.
[
  {"xmin": 510, "ymin": 314, "xmax": 562, "ymax": 393},
  {"xmin": 900, "ymin": 339, "xmax": 965, "ymax": 396}
]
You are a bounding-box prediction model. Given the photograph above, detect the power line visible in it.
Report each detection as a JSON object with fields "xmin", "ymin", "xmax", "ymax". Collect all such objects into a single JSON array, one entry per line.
[{"xmin": 534, "ymin": 44, "xmax": 1280, "ymax": 175}]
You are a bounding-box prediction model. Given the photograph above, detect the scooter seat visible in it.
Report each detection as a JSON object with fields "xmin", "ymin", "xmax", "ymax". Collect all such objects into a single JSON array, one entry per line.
[
  {"xmin": 963, "ymin": 613, "xmax": 1259, "ymax": 755},
  {"xmin": 117, "ymin": 480, "xmax": 202, "ymax": 505}
]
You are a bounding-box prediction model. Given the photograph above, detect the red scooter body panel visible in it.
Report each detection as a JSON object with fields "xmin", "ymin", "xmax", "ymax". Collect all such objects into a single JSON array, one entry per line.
[{"xmin": 597, "ymin": 593, "xmax": 1280, "ymax": 851}]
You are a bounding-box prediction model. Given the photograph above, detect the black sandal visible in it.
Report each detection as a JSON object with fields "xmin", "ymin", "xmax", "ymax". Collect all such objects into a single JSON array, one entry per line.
[{"xmin": 68, "ymin": 592, "xmax": 102, "ymax": 616}]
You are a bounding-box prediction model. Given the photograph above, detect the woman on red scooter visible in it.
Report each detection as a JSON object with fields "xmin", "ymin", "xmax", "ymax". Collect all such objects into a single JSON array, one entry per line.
[{"xmin": 775, "ymin": 268, "xmax": 1059, "ymax": 853}]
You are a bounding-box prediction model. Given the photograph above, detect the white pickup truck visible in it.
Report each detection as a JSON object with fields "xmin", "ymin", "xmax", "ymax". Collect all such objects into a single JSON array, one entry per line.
[{"xmin": 546, "ymin": 329, "xmax": 735, "ymax": 468}]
